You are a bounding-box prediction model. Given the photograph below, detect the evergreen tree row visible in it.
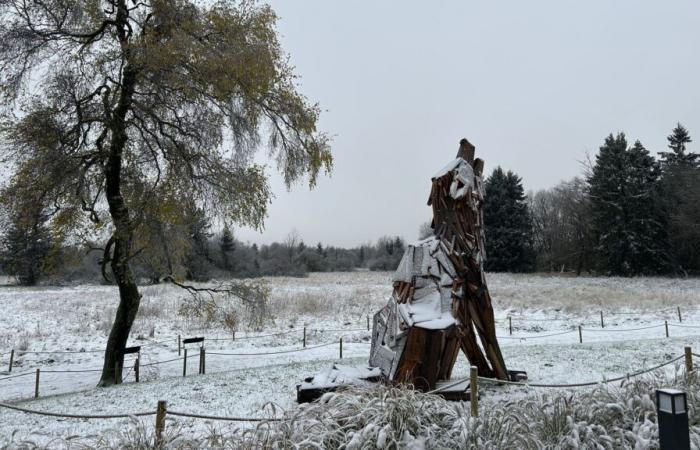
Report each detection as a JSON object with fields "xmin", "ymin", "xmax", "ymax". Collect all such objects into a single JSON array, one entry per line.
[{"xmin": 2, "ymin": 123, "xmax": 698, "ymax": 282}]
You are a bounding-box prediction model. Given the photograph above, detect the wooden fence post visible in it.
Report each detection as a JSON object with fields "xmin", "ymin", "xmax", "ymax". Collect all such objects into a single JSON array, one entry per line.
[
  {"xmin": 135, "ymin": 357, "xmax": 140, "ymax": 383},
  {"xmin": 155, "ymin": 400, "xmax": 167, "ymax": 446},
  {"xmin": 685, "ymin": 346, "xmax": 693, "ymax": 372},
  {"xmin": 177, "ymin": 335, "xmax": 181, "ymax": 356},
  {"xmin": 665, "ymin": 320, "xmax": 669, "ymax": 338},
  {"xmin": 199, "ymin": 347, "xmax": 206, "ymax": 375},
  {"xmin": 8, "ymin": 349, "xmax": 14, "ymax": 372},
  {"xmin": 470, "ymin": 366, "xmax": 478, "ymax": 417},
  {"xmin": 303, "ymin": 327, "xmax": 307, "ymax": 348},
  {"xmin": 202, "ymin": 347, "xmax": 206, "ymax": 375},
  {"xmin": 678, "ymin": 307, "xmax": 682, "ymax": 323},
  {"xmin": 509, "ymin": 317, "xmax": 512, "ymax": 336},
  {"xmin": 183, "ymin": 348, "xmax": 187, "ymax": 377},
  {"xmin": 367, "ymin": 315, "xmax": 370, "ymax": 331},
  {"xmin": 339, "ymin": 338, "xmax": 343, "ymax": 359},
  {"xmin": 34, "ymin": 369, "xmax": 40, "ymax": 398},
  {"xmin": 600, "ymin": 311, "xmax": 604, "ymax": 328},
  {"xmin": 578, "ymin": 325, "xmax": 583, "ymax": 344}
]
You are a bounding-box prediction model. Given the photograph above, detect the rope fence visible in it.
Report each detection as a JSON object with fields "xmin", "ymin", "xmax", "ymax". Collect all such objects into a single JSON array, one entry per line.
[
  {"xmin": 1, "ymin": 345, "xmax": 696, "ymax": 447},
  {"xmin": 5, "ymin": 304, "xmax": 699, "ymax": 360},
  {"xmin": 4, "ymin": 309, "xmax": 700, "ymax": 411}
]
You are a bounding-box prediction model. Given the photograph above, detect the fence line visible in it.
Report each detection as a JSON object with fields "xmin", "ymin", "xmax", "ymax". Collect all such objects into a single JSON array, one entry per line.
[
  {"xmin": 0, "ymin": 402, "xmax": 154, "ymax": 419},
  {"xmin": 499, "ymin": 330, "xmax": 576, "ymax": 340},
  {"xmin": 0, "ymin": 349, "xmax": 694, "ymax": 429},
  {"xmin": 580, "ymin": 324, "xmax": 664, "ymax": 332},
  {"xmin": 6, "ymin": 319, "xmax": 700, "ymax": 380},
  {"xmin": 167, "ymin": 409, "xmax": 281, "ymax": 422},
  {"xmin": 208, "ymin": 342, "xmax": 336, "ymax": 357},
  {"xmin": 429, "ymin": 354, "xmax": 685, "ymax": 394},
  {"xmin": 5, "ymin": 305, "xmax": 698, "ymax": 358}
]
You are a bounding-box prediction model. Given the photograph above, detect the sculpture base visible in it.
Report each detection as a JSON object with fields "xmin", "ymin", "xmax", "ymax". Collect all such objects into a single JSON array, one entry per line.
[{"xmin": 297, "ymin": 366, "xmax": 528, "ymax": 403}]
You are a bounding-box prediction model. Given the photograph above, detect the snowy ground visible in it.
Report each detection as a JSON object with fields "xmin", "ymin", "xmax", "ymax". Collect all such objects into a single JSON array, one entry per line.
[{"xmin": 1, "ymin": 271, "xmax": 699, "ymax": 446}]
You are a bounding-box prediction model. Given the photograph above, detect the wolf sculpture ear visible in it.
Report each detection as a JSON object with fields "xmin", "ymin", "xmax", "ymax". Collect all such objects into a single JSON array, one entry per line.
[{"xmin": 457, "ymin": 138, "xmax": 475, "ymax": 163}]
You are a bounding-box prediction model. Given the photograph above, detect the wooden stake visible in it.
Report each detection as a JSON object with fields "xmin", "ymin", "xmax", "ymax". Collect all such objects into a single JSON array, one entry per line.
[
  {"xmin": 508, "ymin": 317, "xmax": 512, "ymax": 336},
  {"xmin": 178, "ymin": 335, "xmax": 181, "ymax": 356},
  {"xmin": 367, "ymin": 315, "xmax": 370, "ymax": 331},
  {"xmin": 34, "ymin": 369, "xmax": 40, "ymax": 398},
  {"xmin": 665, "ymin": 320, "xmax": 669, "ymax": 338},
  {"xmin": 199, "ymin": 347, "xmax": 205, "ymax": 375},
  {"xmin": 685, "ymin": 346, "xmax": 693, "ymax": 372},
  {"xmin": 600, "ymin": 311, "xmax": 604, "ymax": 328},
  {"xmin": 678, "ymin": 306, "xmax": 682, "ymax": 323},
  {"xmin": 183, "ymin": 348, "xmax": 187, "ymax": 377},
  {"xmin": 155, "ymin": 400, "xmax": 167, "ymax": 446},
  {"xmin": 8, "ymin": 349, "xmax": 14, "ymax": 373},
  {"xmin": 202, "ymin": 348, "xmax": 206, "ymax": 375},
  {"xmin": 135, "ymin": 357, "xmax": 140, "ymax": 383},
  {"xmin": 470, "ymin": 366, "xmax": 478, "ymax": 417},
  {"xmin": 339, "ymin": 338, "xmax": 343, "ymax": 359},
  {"xmin": 303, "ymin": 327, "xmax": 307, "ymax": 348},
  {"xmin": 578, "ymin": 325, "xmax": 582, "ymax": 344}
]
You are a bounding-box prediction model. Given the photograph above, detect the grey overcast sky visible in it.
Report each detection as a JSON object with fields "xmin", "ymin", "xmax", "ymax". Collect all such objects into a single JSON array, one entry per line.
[{"xmin": 236, "ymin": 0, "xmax": 700, "ymax": 247}]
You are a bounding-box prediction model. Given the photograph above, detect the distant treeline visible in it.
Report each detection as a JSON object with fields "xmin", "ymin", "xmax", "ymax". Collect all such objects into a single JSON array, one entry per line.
[
  {"xmin": 2, "ymin": 124, "xmax": 699, "ymax": 284},
  {"xmin": 484, "ymin": 123, "xmax": 700, "ymax": 276},
  {"xmin": 0, "ymin": 220, "xmax": 406, "ymax": 284}
]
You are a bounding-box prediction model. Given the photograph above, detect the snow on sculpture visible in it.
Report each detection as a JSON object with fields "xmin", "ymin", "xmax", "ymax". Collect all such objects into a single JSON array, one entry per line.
[
  {"xmin": 297, "ymin": 139, "xmax": 523, "ymax": 403},
  {"xmin": 369, "ymin": 138, "xmax": 511, "ymax": 390}
]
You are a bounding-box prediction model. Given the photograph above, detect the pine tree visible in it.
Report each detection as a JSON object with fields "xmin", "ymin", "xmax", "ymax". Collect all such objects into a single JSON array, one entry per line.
[
  {"xmin": 0, "ymin": 210, "xmax": 51, "ymax": 285},
  {"xmin": 183, "ymin": 207, "xmax": 213, "ymax": 281},
  {"xmin": 483, "ymin": 167, "xmax": 534, "ymax": 272},
  {"xmin": 220, "ymin": 225, "xmax": 236, "ymax": 271},
  {"xmin": 588, "ymin": 133, "xmax": 668, "ymax": 275},
  {"xmin": 659, "ymin": 123, "xmax": 697, "ymax": 169},
  {"xmin": 658, "ymin": 124, "xmax": 700, "ymax": 274}
]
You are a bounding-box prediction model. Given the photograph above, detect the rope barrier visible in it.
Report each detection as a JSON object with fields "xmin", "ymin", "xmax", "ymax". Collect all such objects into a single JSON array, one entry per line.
[
  {"xmin": 428, "ymin": 355, "xmax": 684, "ymax": 394},
  {"xmin": 42, "ymin": 368, "xmax": 103, "ymax": 374},
  {"xmin": 499, "ymin": 330, "xmax": 576, "ymax": 340},
  {"xmin": 207, "ymin": 329, "xmax": 300, "ymax": 341},
  {"xmin": 581, "ymin": 324, "xmax": 665, "ymax": 332},
  {"xmin": 18, "ymin": 349, "xmax": 104, "ymax": 355},
  {"xmin": 5, "ymin": 313, "xmax": 699, "ymax": 358},
  {"xmin": 0, "ymin": 402, "xmax": 154, "ymax": 419},
  {"xmin": 140, "ymin": 357, "xmax": 184, "ymax": 367},
  {"xmin": 208, "ymin": 342, "xmax": 336, "ymax": 357},
  {"xmin": 167, "ymin": 410, "xmax": 281, "ymax": 422},
  {"xmin": 310, "ymin": 328, "xmax": 367, "ymax": 333},
  {"xmin": 670, "ymin": 324, "xmax": 700, "ymax": 329},
  {"xmin": 0, "ymin": 372, "xmax": 35, "ymax": 382}
]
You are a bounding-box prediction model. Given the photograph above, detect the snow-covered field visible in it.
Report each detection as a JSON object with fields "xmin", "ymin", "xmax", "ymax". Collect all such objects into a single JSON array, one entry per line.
[{"xmin": 1, "ymin": 271, "xmax": 699, "ymax": 447}]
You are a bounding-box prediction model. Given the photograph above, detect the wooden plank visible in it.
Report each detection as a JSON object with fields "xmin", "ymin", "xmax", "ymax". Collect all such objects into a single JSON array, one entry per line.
[{"xmin": 122, "ymin": 346, "xmax": 141, "ymax": 355}]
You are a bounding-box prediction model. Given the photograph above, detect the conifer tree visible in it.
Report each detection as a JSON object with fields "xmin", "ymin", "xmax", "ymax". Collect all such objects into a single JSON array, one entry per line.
[
  {"xmin": 658, "ymin": 124, "xmax": 700, "ymax": 274},
  {"xmin": 588, "ymin": 133, "xmax": 668, "ymax": 275},
  {"xmin": 0, "ymin": 210, "xmax": 51, "ymax": 285},
  {"xmin": 220, "ymin": 225, "xmax": 236, "ymax": 271},
  {"xmin": 659, "ymin": 124, "xmax": 697, "ymax": 168},
  {"xmin": 483, "ymin": 167, "xmax": 534, "ymax": 272}
]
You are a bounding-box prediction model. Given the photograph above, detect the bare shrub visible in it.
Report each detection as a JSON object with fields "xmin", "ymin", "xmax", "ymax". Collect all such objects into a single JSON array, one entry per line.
[
  {"xmin": 16, "ymin": 333, "xmax": 30, "ymax": 351},
  {"xmin": 177, "ymin": 280, "xmax": 270, "ymax": 332}
]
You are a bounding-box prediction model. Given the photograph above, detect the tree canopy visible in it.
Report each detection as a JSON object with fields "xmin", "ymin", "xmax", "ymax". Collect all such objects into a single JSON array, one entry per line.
[{"xmin": 0, "ymin": 0, "xmax": 331, "ymax": 385}]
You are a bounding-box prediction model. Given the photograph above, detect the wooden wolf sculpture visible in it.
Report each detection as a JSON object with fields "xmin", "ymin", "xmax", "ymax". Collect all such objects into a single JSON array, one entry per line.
[{"xmin": 369, "ymin": 139, "xmax": 509, "ymax": 390}]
